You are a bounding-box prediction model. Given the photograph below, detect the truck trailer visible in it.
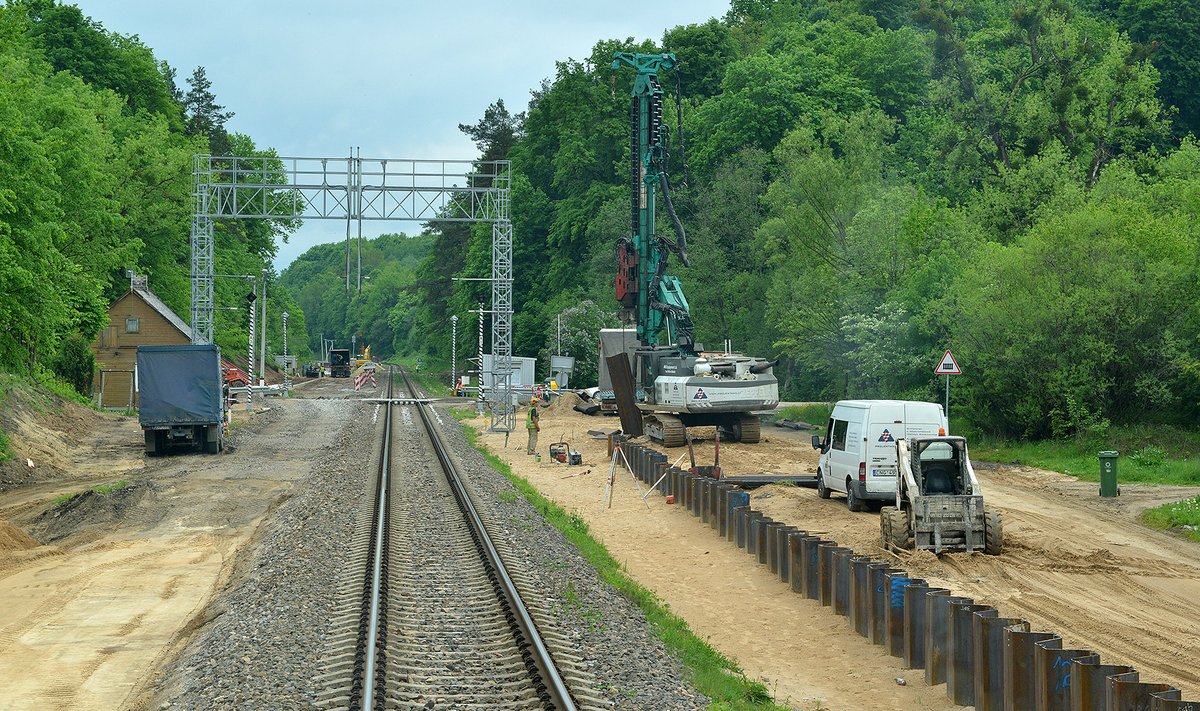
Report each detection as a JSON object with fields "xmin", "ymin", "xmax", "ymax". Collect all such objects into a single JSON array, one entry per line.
[{"xmin": 137, "ymin": 345, "xmax": 225, "ymax": 455}]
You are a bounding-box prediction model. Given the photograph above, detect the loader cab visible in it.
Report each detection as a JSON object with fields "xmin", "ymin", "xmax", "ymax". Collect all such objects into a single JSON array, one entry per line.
[{"xmin": 910, "ymin": 437, "xmax": 972, "ymax": 496}]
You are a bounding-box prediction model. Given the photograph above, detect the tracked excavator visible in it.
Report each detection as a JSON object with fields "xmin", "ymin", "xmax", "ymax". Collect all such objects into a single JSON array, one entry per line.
[{"xmin": 610, "ymin": 52, "xmax": 778, "ymax": 447}]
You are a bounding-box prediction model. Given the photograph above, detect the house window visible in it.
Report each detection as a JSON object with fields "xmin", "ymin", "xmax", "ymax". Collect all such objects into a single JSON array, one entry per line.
[{"xmin": 125, "ymin": 317, "xmax": 140, "ymax": 334}]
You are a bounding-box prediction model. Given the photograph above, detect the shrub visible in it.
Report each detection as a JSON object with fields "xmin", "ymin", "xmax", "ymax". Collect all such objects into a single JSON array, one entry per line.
[
  {"xmin": 1130, "ymin": 445, "xmax": 1167, "ymax": 467},
  {"xmin": 50, "ymin": 334, "xmax": 96, "ymax": 397}
]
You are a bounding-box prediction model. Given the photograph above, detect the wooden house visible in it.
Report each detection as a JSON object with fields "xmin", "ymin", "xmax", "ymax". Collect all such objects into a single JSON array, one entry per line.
[{"xmin": 91, "ymin": 275, "xmax": 192, "ymax": 408}]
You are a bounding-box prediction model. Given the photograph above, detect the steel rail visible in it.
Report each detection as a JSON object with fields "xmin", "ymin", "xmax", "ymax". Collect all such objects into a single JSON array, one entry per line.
[
  {"xmin": 401, "ymin": 370, "xmax": 578, "ymax": 711},
  {"xmin": 356, "ymin": 369, "xmax": 394, "ymax": 711}
]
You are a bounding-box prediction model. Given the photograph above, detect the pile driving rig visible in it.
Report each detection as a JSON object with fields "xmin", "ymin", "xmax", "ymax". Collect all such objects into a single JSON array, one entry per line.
[{"xmin": 611, "ymin": 51, "xmax": 778, "ymax": 446}]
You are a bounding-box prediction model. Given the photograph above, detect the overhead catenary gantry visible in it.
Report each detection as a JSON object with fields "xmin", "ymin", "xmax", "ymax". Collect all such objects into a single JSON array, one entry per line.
[{"xmin": 190, "ymin": 152, "xmax": 516, "ymax": 432}]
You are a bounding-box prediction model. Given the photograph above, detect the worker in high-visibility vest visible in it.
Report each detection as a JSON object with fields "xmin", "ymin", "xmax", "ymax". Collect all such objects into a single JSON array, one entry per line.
[{"xmin": 526, "ymin": 397, "xmax": 540, "ymax": 455}]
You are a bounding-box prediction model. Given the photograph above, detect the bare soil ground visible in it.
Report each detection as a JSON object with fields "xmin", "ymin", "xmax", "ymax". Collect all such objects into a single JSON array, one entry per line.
[
  {"xmin": 0, "ymin": 377, "xmax": 375, "ymax": 711},
  {"xmin": 3, "ymin": 376, "xmax": 1195, "ymax": 710},
  {"xmin": 468, "ymin": 397, "xmax": 1200, "ymax": 708}
]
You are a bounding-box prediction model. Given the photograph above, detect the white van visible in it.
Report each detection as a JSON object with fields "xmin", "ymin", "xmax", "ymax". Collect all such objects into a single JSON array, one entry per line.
[{"xmin": 811, "ymin": 400, "xmax": 948, "ymax": 511}]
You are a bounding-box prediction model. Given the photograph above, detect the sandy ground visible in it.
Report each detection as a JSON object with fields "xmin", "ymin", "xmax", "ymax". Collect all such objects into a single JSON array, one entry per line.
[
  {"xmin": 2, "ymin": 376, "xmax": 1195, "ymax": 710},
  {"xmin": 0, "ymin": 377, "xmax": 375, "ymax": 711},
  {"xmin": 470, "ymin": 395, "xmax": 1200, "ymax": 708}
]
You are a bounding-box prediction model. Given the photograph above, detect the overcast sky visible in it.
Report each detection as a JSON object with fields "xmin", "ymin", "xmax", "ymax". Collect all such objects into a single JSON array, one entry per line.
[{"xmin": 76, "ymin": 1, "xmax": 731, "ymax": 269}]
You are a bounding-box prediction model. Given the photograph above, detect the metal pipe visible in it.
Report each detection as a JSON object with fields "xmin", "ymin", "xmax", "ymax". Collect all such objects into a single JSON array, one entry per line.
[{"xmin": 259, "ymin": 270, "xmax": 267, "ymax": 386}]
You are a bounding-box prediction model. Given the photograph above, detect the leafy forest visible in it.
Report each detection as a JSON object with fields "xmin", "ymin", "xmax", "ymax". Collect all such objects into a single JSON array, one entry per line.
[
  {"xmin": 0, "ymin": 0, "xmax": 306, "ymax": 395},
  {"xmin": 4, "ymin": 0, "xmax": 1200, "ymax": 439}
]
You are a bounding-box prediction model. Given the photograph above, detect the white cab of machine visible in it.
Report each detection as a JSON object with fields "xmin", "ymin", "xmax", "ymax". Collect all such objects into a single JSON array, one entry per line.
[{"xmin": 813, "ymin": 400, "xmax": 947, "ymax": 508}]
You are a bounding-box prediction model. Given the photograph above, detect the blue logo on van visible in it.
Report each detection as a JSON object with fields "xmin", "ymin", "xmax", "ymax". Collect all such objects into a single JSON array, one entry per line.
[
  {"xmin": 878, "ymin": 429, "xmax": 895, "ymax": 442},
  {"xmin": 693, "ymin": 388, "xmax": 708, "ymax": 400}
]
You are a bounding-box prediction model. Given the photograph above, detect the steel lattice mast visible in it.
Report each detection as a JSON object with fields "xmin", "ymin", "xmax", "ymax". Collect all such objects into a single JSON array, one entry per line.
[{"xmin": 190, "ymin": 154, "xmax": 515, "ymax": 431}]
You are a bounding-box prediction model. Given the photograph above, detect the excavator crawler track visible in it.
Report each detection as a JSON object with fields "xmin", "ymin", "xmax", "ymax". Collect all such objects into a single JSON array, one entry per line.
[
  {"xmin": 644, "ymin": 414, "xmax": 687, "ymax": 448},
  {"xmin": 719, "ymin": 414, "xmax": 762, "ymax": 444},
  {"xmin": 735, "ymin": 414, "xmax": 761, "ymax": 443}
]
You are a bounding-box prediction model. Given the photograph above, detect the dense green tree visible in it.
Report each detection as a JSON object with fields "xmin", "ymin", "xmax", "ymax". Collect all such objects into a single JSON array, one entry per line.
[
  {"xmin": 662, "ymin": 19, "xmax": 739, "ymax": 99},
  {"xmin": 13, "ymin": 0, "xmax": 179, "ymax": 119},
  {"xmin": 184, "ymin": 66, "xmax": 233, "ymax": 155},
  {"xmin": 1088, "ymin": 0, "xmax": 1200, "ymax": 138},
  {"xmin": 950, "ymin": 173, "xmax": 1199, "ymax": 436},
  {"xmin": 458, "ymin": 98, "xmax": 523, "ymax": 162},
  {"xmin": 0, "ymin": 3, "xmax": 302, "ymax": 390}
]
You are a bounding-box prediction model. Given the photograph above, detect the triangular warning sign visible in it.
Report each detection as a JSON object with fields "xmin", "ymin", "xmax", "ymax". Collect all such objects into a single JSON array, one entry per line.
[{"xmin": 935, "ymin": 350, "xmax": 961, "ymax": 375}]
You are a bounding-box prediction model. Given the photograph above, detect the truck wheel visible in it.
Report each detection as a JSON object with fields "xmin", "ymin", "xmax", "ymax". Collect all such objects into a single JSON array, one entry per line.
[
  {"xmin": 846, "ymin": 480, "xmax": 866, "ymax": 512},
  {"xmin": 817, "ymin": 474, "xmax": 831, "ymax": 499},
  {"xmin": 886, "ymin": 506, "xmax": 913, "ymax": 550},
  {"xmin": 984, "ymin": 506, "xmax": 1003, "ymax": 555},
  {"xmin": 144, "ymin": 431, "xmax": 159, "ymax": 457}
]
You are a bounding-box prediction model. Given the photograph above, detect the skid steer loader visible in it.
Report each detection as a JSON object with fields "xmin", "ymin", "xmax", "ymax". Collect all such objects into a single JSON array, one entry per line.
[{"xmin": 881, "ymin": 436, "xmax": 1002, "ymax": 555}]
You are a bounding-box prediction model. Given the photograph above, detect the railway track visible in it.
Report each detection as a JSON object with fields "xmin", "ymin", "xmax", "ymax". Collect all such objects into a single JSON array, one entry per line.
[{"xmin": 318, "ymin": 368, "xmax": 598, "ymax": 710}]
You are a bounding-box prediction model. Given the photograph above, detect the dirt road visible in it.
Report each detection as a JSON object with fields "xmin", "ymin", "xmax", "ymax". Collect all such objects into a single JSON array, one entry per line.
[
  {"xmin": 0, "ymin": 383, "xmax": 361, "ymax": 711},
  {"xmin": 473, "ymin": 396, "xmax": 1200, "ymax": 707}
]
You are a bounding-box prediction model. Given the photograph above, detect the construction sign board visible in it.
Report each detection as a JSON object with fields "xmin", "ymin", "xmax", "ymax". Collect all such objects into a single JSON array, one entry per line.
[{"xmin": 935, "ymin": 350, "xmax": 962, "ymax": 375}]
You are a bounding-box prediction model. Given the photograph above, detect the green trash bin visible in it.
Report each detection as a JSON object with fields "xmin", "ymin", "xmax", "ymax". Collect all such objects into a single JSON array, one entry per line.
[{"xmin": 1098, "ymin": 451, "xmax": 1119, "ymax": 497}]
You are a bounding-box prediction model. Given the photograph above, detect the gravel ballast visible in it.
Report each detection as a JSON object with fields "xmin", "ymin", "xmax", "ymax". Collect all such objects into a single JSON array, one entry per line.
[{"xmin": 151, "ymin": 392, "xmax": 707, "ymax": 709}]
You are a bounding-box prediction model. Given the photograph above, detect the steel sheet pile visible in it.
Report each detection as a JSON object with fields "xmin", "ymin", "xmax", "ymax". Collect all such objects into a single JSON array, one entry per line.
[{"xmin": 612, "ymin": 433, "xmax": 1199, "ymax": 711}]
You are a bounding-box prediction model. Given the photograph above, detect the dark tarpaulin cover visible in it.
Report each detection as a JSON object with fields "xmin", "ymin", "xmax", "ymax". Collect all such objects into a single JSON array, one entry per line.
[{"xmin": 136, "ymin": 345, "xmax": 223, "ymax": 426}]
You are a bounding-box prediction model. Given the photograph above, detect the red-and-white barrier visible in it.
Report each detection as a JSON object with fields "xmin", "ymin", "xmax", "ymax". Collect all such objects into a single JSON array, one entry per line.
[{"xmin": 353, "ymin": 371, "xmax": 378, "ymax": 391}]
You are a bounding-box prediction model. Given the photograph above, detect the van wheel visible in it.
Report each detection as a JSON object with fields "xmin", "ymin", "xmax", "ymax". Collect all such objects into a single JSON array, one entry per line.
[
  {"xmin": 846, "ymin": 481, "xmax": 866, "ymax": 512},
  {"xmin": 817, "ymin": 475, "xmax": 831, "ymax": 499}
]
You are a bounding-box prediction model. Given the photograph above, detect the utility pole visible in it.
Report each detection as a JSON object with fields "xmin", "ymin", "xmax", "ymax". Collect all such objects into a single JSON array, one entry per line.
[
  {"xmin": 259, "ymin": 269, "xmax": 267, "ymax": 387},
  {"xmin": 451, "ymin": 315, "xmax": 458, "ymax": 394},
  {"xmin": 477, "ymin": 301, "xmax": 485, "ymax": 415},
  {"xmin": 282, "ymin": 311, "xmax": 290, "ymax": 395},
  {"xmin": 246, "ymin": 286, "xmax": 256, "ymax": 412}
]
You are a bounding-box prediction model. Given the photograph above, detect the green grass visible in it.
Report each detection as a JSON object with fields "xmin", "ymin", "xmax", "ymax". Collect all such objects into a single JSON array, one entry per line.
[
  {"xmin": 52, "ymin": 480, "xmax": 131, "ymax": 506},
  {"xmin": 775, "ymin": 403, "xmax": 832, "ymax": 429},
  {"xmin": 454, "ymin": 409, "xmax": 783, "ymax": 709},
  {"xmin": 1141, "ymin": 496, "xmax": 1200, "ymax": 542},
  {"xmin": 39, "ymin": 374, "xmax": 93, "ymax": 408},
  {"xmin": 968, "ymin": 424, "xmax": 1200, "ymax": 486},
  {"xmin": 0, "ymin": 428, "xmax": 11, "ymax": 463}
]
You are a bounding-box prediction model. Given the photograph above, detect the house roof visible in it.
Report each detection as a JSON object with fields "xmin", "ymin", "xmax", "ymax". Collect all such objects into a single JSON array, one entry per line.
[{"xmin": 120, "ymin": 287, "xmax": 193, "ymax": 340}]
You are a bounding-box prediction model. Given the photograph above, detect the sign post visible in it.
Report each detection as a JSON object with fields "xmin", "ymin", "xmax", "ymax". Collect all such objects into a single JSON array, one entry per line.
[{"xmin": 934, "ymin": 350, "xmax": 962, "ymax": 420}]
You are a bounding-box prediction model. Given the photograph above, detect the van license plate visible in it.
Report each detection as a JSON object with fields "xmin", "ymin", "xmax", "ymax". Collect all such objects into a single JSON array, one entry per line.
[{"xmin": 872, "ymin": 467, "xmax": 897, "ymax": 477}]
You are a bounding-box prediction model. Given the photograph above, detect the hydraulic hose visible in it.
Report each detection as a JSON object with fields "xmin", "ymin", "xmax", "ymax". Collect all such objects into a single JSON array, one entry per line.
[{"xmin": 657, "ymin": 163, "xmax": 690, "ymax": 268}]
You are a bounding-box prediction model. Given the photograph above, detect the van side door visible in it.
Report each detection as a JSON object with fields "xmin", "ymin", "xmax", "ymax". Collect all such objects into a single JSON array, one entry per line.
[{"xmin": 827, "ymin": 418, "xmax": 852, "ymax": 493}]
